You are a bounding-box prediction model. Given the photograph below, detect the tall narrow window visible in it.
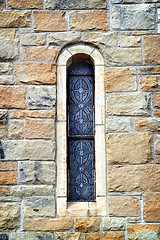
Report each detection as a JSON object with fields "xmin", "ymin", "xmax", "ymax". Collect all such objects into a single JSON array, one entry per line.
[{"xmin": 67, "ymin": 60, "xmax": 95, "ymax": 202}]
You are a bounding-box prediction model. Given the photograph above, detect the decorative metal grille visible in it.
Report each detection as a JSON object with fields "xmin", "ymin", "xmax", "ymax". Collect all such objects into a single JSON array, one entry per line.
[{"xmin": 67, "ymin": 61, "xmax": 95, "ymax": 202}]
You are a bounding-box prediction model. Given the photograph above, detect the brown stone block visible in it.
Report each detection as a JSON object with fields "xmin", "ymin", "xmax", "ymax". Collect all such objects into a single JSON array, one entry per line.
[
  {"xmin": 105, "ymin": 67, "xmax": 136, "ymax": 92},
  {"xmin": 23, "ymin": 218, "xmax": 73, "ymax": 230},
  {"xmin": 144, "ymin": 36, "xmax": 160, "ymax": 64},
  {"xmin": 155, "ymin": 155, "xmax": 160, "ymax": 163},
  {"xmin": 0, "ymin": 86, "xmax": 26, "ymax": 109},
  {"xmin": 0, "ymin": 11, "xmax": 31, "ymax": 27},
  {"xmin": 25, "ymin": 119, "xmax": 55, "ymax": 139},
  {"xmin": 154, "ymin": 110, "xmax": 160, "ymax": 117},
  {"xmin": 55, "ymin": 232, "xmax": 84, "ymax": 240},
  {"xmin": 70, "ymin": 10, "xmax": 108, "ymax": 31},
  {"xmin": 107, "ymin": 133, "xmax": 152, "ymax": 164},
  {"xmin": 108, "ymin": 196, "xmax": 140, "ymax": 217},
  {"xmin": 139, "ymin": 66, "xmax": 160, "ymax": 75},
  {"xmin": 27, "ymin": 46, "xmax": 59, "ymax": 61},
  {"xmin": 0, "ymin": 172, "xmax": 16, "ymax": 185},
  {"xmin": 152, "ymin": 93, "xmax": 160, "ymax": 109},
  {"xmin": 127, "ymin": 224, "xmax": 159, "ymax": 239},
  {"xmin": 9, "ymin": 110, "xmax": 55, "ymax": 119},
  {"xmin": 0, "ymin": 162, "xmax": 16, "ymax": 171},
  {"xmin": 155, "ymin": 135, "xmax": 160, "ymax": 155},
  {"xmin": 8, "ymin": 0, "xmax": 43, "ymax": 8},
  {"xmin": 144, "ymin": 193, "xmax": 160, "ymax": 222},
  {"xmin": 108, "ymin": 165, "xmax": 160, "ymax": 192},
  {"xmin": 0, "ymin": 186, "xmax": 9, "ymax": 195},
  {"xmin": 135, "ymin": 118, "xmax": 160, "ymax": 132},
  {"xmin": 86, "ymin": 232, "xmax": 124, "ymax": 240},
  {"xmin": 75, "ymin": 218, "xmax": 100, "ymax": 233},
  {"xmin": 14, "ymin": 62, "xmax": 56, "ymax": 85},
  {"xmin": 34, "ymin": 11, "xmax": 66, "ymax": 31},
  {"xmin": 140, "ymin": 75, "xmax": 160, "ymax": 91}
]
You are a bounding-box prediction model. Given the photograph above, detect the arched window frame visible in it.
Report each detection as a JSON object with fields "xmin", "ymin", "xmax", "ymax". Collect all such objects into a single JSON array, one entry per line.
[{"xmin": 56, "ymin": 44, "xmax": 106, "ymax": 216}]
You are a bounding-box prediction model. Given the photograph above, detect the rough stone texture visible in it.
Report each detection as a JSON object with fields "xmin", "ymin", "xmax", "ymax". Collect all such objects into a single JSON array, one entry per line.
[
  {"xmin": 86, "ymin": 232, "xmax": 125, "ymax": 240},
  {"xmin": 8, "ymin": 119, "xmax": 24, "ymax": 139},
  {"xmin": 127, "ymin": 224, "xmax": 159, "ymax": 240},
  {"xmin": 27, "ymin": 46, "xmax": 59, "ymax": 61},
  {"xmin": 0, "ymin": 30, "xmax": 19, "ymax": 61},
  {"xmin": 107, "ymin": 133, "xmax": 151, "ymax": 164},
  {"xmin": 0, "ymin": 11, "xmax": 31, "ymax": 28},
  {"xmin": 13, "ymin": 232, "xmax": 54, "ymax": 240},
  {"xmin": 18, "ymin": 161, "xmax": 56, "ymax": 184},
  {"xmin": 54, "ymin": 232, "xmax": 85, "ymax": 240},
  {"xmin": 105, "ymin": 67, "xmax": 137, "ymax": 92},
  {"xmin": 23, "ymin": 218, "xmax": 73, "ymax": 231},
  {"xmin": 0, "ymin": 187, "xmax": 9, "ymax": 195},
  {"xmin": 100, "ymin": 217, "xmax": 125, "ymax": 231},
  {"xmin": 9, "ymin": 110, "xmax": 55, "ymax": 119},
  {"xmin": 155, "ymin": 135, "xmax": 160, "ymax": 155},
  {"xmin": 0, "ymin": 172, "xmax": 16, "ymax": 185},
  {"xmin": 140, "ymin": 75, "xmax": 160, "ymax": 91},
  {"xmin": 3, "ymin": 140, "xmax": 55, "ymax": 160},
  {"xmin": 0, "ymin": 202, "xmax": 20, "ymax": 230},
  {"xmin": 24, "ymin": 196, "xmax": 55, "ymax": 217},
  {"xmin": 106, "ymin": 93, "xmax": 151, "ymax": 116},
  {"xmin": 0, "ymin": 110, "xmax": 8, "ymax": 138},
  {"xmin": 112, "ymin": 4, "xmax": 155, "ymax": 30},
  {"xmin": 8, "ymin": 0, "xmax": 43, "ymax": 9},
  {"xmin": 108, "ymin": 196, "xmax": 140, "ymax": 217},
  {"xmin": 144, "ymin": 193, "xmax": 160, "ymax": 222},
  {"xmin": 153, "ymin": 93, "xmax": 160, "ymax": 109},
  {"xmin": 10, "ymin": 185, "xmax": 54, "ymax": 197},
  {"xmin": 0, "ymin": 86, "xmax": 26, "ymax": 109},
  {"xmin": 135, "ymin": 118, "xmax": 160, "ymax": 132},
  {"xmin": 45, "ymin": 0, "xmax": 106, "ymax": 9},
  {"xmin": 27, "ymin": 86, "xmax": 56, "ymax": 109},
  {"xmin": 34, "ymin": 11, "xmax": 66, "ymax": 32},
  {"xmin": 82, "ymin": 32, "xmax": 117, "ymax": 47},
  {"xmin": 144, "ymin": 36, "xmax": 160, "ymax": 64},
  {"xmin": 48, "ymin": 32, "xmax": 81, "ymax": 46},
  {"xmin": 0, "ymin": 161, "xmax": 16, "ymax": 171},
  {"xmin": 0, "ymin": 63, "xmax": 13, "ymax": 85},
  {"xmin": 70, "ymin": 10, "xmax": 108, "ymax": 30},
  {"xmin": 14, "ymin": 62, "xmax": 56, "ymax": 85},
  {"xmin": 106, "ymin": 117, "xmax": 132, "ymax": 133},
  {"xmin": 75, "ymin": 218, "xmax": 100, "ymax": 233},
  {"xmin": 0, "ymin": 234, "xmax": 9, "ymax": 240},
  {"xmin": 108, "ymin": 165, "xmax": 160, "ymax": 192},
  {"xmin": 21, "ymin": 32, "xmax": 46, "ymax": 46},
  {"xmin": 119, "ymin": 34, "xmax": 141, "ymax": 47}
]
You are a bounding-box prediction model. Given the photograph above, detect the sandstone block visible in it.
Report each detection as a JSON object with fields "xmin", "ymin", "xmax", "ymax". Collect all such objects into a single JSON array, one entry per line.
[
  {"xmin": 128, "ymin": 224, "xmax": 159, "ymax": 240},
  {"xmin": 0, "ymin": 202, "xmax": 20, "ymax": 230},
  {"xmin": 45, "ymin": 0, "xmax": 106, "ymax": 9},
  {"xmin": 8, "ymin": 0, "xmax": 42, "ymax": 8},
  {"xmin": 119, "ymin": 35, "xmax": 141, "ymax": 47},
  {"xmin": 10, "ymin": 185, "xmax": 54, "ymax": 197},
  {"xmin": 18, "ymin": 161, "xmax": 56, "ymax": 184},
  {"xmin": 70, "ymin": 10, "xmax": 108, "ymax": 30},
  {"xmin": 152, "ymin": 93, "xmax": 160, "ymax": 108},
  {"xmin": 107, "ymin": 133, "xmax": 151, "ymax": 164},
  {"xmin": 108, "ymin": 196, "xmax": 140, "ymax": 217},
  {"xmin": 101, "ymin": 217, "xmax": 125, "ymax": 231},
  {"xmin": 48, "ymin": 32, "xmax": 81, "ymax": 46},
  {"xmin": 0, "ymin": 161, "xmax": 16, "ymax": 171},
  {"xmin": 82, "ymin": 32, "xmax": 117, "ymax": 47},
  {"xmin": 0, "ymin": 11, "xmax": 31, "ymax": 27},
  {"xmin": 86, "ymin": 232, "xmax": 124, "ymax": 240},
  {"xmin": 75, "ymin": 218, "xmax": 100, "ymax": 233},
  {"xmin": 34, "ymin": 11, "xmax": 66, "ymax": 31},
  {"xmin": 106, "ymin": 117, "xmax": 132, "ymax": 133},
  {"xmin": 23, "ymin": 218, "xmax": 73, "ymax": 231},
  {"xmin": 14, "ymin": 62, "xmax": 56, "ymax": 85},
  {"xmin": 0, "ymin": 63, "xmax": 13, "ymax": 85},
  {"xmin": 108, "ymin": 165, "xmax": 160, "ymax": 192},
  {"xmin": 12, "ymin": 232, "xmax": 54, "ymax": 240},
  {"xmin": 155, "ymin": 135, "xmax": 160, "ymax": 155},
  {"xmin": 0, "ymin": 30, "xmax": 19, "ymax": 61},
  {"xmin": 135, "ymin": 118, "xmax": 160, "ymax": 132},
  {"xmin": 54, "ymin": 232, "xmax": 84, "ymax": 240},
  {"xmin": 8, "ymin": 119, "xmax": 24, "ymax": 139},
  {"xmin": 3, "ymin": 140, "xmax": 55, "ymax": 160},
  {"xmin": 0, "ymin": 86, "xmax": 26, "ymax": 109},
  {"xmin": 24, "ymin": 196, "xmax": 55, "ymax": 217},
  {"xmin": 144, "ymin": 36, "xmax": 160, "ymax": 64},
  {"xmin": 0, "ymin": 110, "xmax": 7, "ymax": 138},
  {"xmin": 0, "ymin": 172, "xmax": 16, "ymax": 185},
  {"xmin": 105, "ymin": 67, "xmax": 137, "ymax": 92},
  {"xmin": 139, "ymin": 66, "xmax": 160, "ymax": 75},
  {"xmin": 27, "ymin": 46, "xmax": 59, "ymax": 61},
  {"xmin": 112, "ymin": 4, "xmax": 155, "ymax": 30},
  {"xmin": 106, "ymin": 93, "xmax": 151, "ymax": 116},
  {"xmin": 21, "ymin": 33, "xmax": 46, "ymax": 46},
  {"xmin": 140, "ymin": 75, "xmax": 160, "ymax": 91},
  {"xmin": 27, "ymin": 86, "xmax": 56, "ymax": 109},
  {"xmin": 144, "ymin": 193, "xmax": 160, "ymax": 222},
  {"xmin": 9, "ymin": 110, "xmax": 55, "ymax": 119},
  {"xmin": 154, "ymin": 110, "xmax": 160, "ymax": 117},
  {"xmin": 0, "ymin": 187, "xmax": 9, "ymax": 195},
  {"xmin": 0, "ymin": 1, "xmax": 5, "ymax": 9}
]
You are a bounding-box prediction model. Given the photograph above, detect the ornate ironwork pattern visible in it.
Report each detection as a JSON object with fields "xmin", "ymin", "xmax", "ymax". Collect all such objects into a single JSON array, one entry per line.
[{"xmin": 67, "ymin": 61, "xmax": 95, "ymax": 202}]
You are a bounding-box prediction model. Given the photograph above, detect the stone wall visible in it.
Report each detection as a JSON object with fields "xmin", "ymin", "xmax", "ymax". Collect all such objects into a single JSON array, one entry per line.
[{"xmin": 0, "ymin": 0, "xmax": 160, "ymax": 239}]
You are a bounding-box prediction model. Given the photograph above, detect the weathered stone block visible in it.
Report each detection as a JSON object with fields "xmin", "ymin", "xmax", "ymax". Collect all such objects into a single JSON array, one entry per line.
[
  {"xmin": 10, "ymin": 185, "xmax": 54, "ymax": 197},
  {"xmin": 0, "ymin": 110, "xmax": 7, "ymax": 138},
  {"xmin": 108, "ymin": 165, "xmax": 160, "ymax": 192},
  {"xmin": 12, "ymin": 232, "xmax": 54, "ymax": 240},
  {"xmin": 21, "ymin": 33, "xmax": 46, "ymax": 46},
  {"xmin": 82, "ymin": 32, "xmax": 117, "ymax": 47},
  {"xmin": 54, "ymin": 232, "xmax": 85, "ymax": 240},
  {"xmin": 140, "ymin": 75, "xmax": 160, "ymax": 91},
  {"xmin": 70, "ymin": 10, "xmax": 108, "ymax": 30},
  {"xmin": 0, "ymin": 172, "xmax": 16, "ymax": 185},
  {"xmin": 18, "ymin": 161, "xmax": 56, "ymax": 184},
  {"xmin": 0, "ymin": 187, "xmax": 9, "ymax": 195},
  {"xmin": 3, "ymin": 140, "xmax": 55, "ymax": 160},
  {"xmin": 0, "ymin": 202, "xmax": 20, "ymax": 230},
  {"xmin": 155, "ymin": 135, "xmax": 160, "ymax": 155},
  {"xmin": 135, "ymin": 118, "xmax": 160, "ymax": 132},
  {"xmin": 139, "ymin": 66, "xmax": 160, "ymax": 75},
  {"xmin": 27, "ymin": 46, "xmax": 59, "ymax": 61},
  {"xmin": 8, "ymin": 119, "xmax": 24, "ymax": 139},
  {"xmin": 119, "ymin": 34, "xmax": 141, "ymax": 47},
  {"xmin": 143, "ymin": 193, "xmax": 160, "ymax": 222},
  {"xmin": 0, "ymin": 234, "xmax": 9, "ymax": 240},
  {"xmin": 0, "ymin": 30, "xmax": 19, "ymax": 61},
  {"xmin": 86, "ymin": 232, "xmax": 124, "ymax": 240},
  {"xmin": 8, "ymin": 0, "xmax": 42, "ymax": 8},
  {"xmin": 101, "ymin": 217, "xmax": 125, "ymax": 231},
  {"xmin": 0, "ymin": 86, "xmax": 26, "ymax": 109},
  {"xmin": 144, "ymin": 36, "xmax": 160, "ymax": 64},
  {"xmin": 27, "ymin": 86, "xmax": 56, "ymax": 109},
  {"xmin": 9, "ymin": 110, "xmax": 55, "ymax": 119},
  {"xmin": 14, "ymin": 62, "xmax": 56, "ymax": 85},
  {"xmin": 0, "ymin": 63, "xmax": 13, "ymax": 85},
  {"xmin": 0, "ymin": 161, "xmax": 16, "ymax": 171},
  {"xmin": 0, "ymin": 11, "xmax": 31, "ymax": 27},
  {"xmin": 34, "ymin": 11, "xmax": 66, "ymax": 31},
  {"xmin": 106, "ymin": 93, "xmax": 151, "ymax": 116},
  {"xmin": 128, "ymin": 224, "xmax": 159, "ymax": 240},
  {"xmin": 108, "ymin": 196, "xmax": 140, "ymax": 217},
  {"xmin": 153, "ymin": 93, "xmax": 160, "ymax": 108},
  {"xmin": 48, "ymin": 32, "xmax": 81, "ymax": 46},
  {"xmin": 75, "ymin": 218, "xmax": 100, "ymax": 233},
  {"xmin": 106, "ymin": 117, "xmax": 132, "ymax": 133},
  {"xmin": 112, "ymin": 4, "xmax": 155, "ymax": 30},
  {"xmin": 107, "ymin": 133, "xmax": 151, "ymax": 164},
  {"xmin": 105, "ymin": 67, "xmax": 137, "ymax": 92}
]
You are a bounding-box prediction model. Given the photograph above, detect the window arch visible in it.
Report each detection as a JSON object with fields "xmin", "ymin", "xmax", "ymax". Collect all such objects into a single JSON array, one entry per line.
[{"xmin": 56, "ymin": 44, "xmax": 106, "ymax": 216}]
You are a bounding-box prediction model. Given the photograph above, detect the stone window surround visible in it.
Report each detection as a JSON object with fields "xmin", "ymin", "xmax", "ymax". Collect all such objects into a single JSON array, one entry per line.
[{"xmin": 56, "ymin": 44, "xmax": 107, "ymax": 217}]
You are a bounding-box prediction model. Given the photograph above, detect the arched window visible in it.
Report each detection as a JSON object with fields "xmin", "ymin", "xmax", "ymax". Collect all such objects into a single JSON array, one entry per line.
[{"xmin": 67, "ymin": 60, "xmax": 95, "ymax": 202}]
